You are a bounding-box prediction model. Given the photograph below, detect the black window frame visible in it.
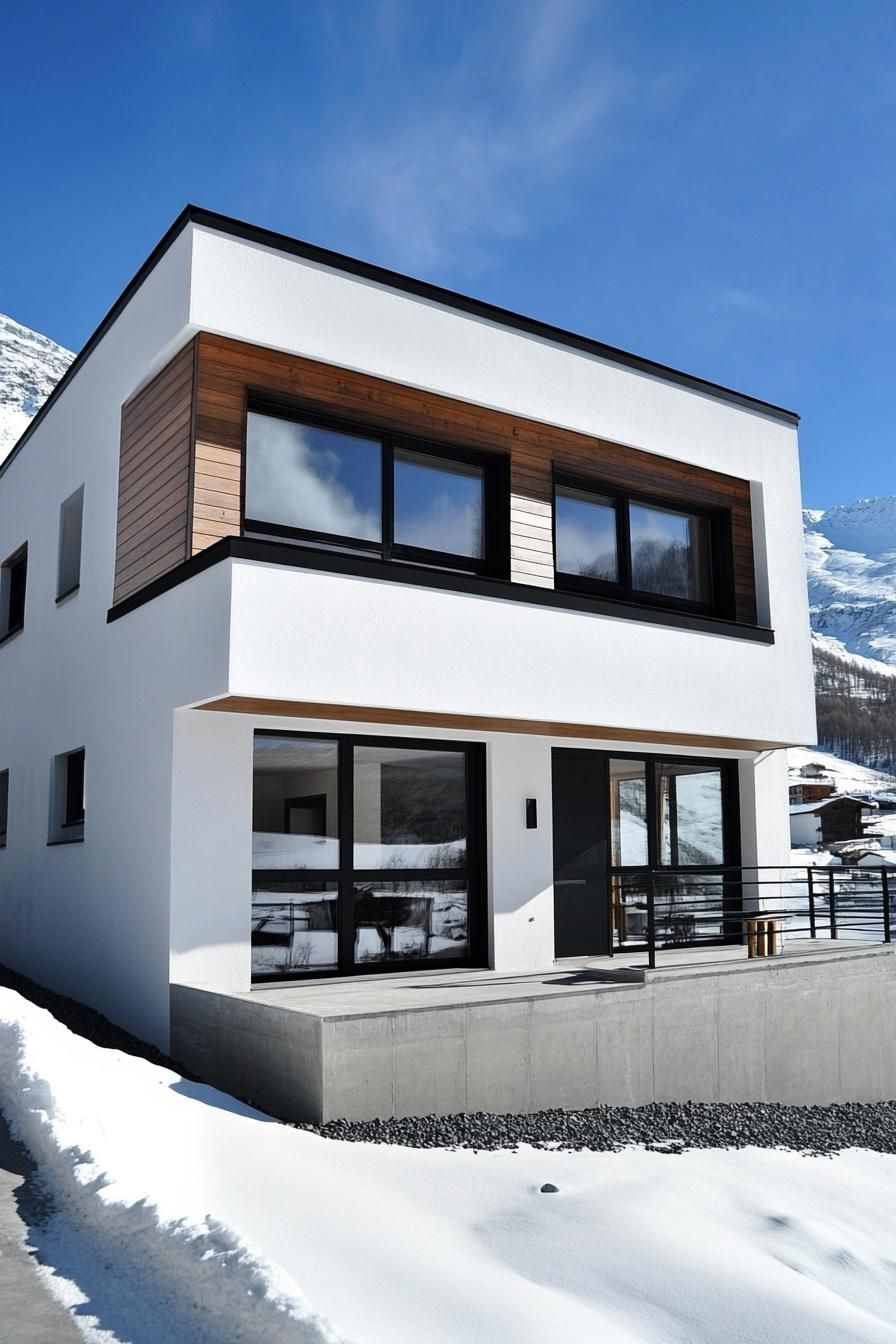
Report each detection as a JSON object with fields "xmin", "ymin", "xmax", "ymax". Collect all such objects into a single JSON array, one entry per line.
[
  {"xmin": 243, "ymin": 400, "xmax": 510, "ymax": 580},
  {"xmin": 606, "ymin": 749, "xmax": 741, "ymax": 948},
  {"xmin": 63, "ymin": 748, "xmax": 86, "ymax": 828},
  {"xmin": 553, "ymin": 471, "xmax": 734, "ymax": 619},
  {"xmin": 251, "ymin": 729, "xmax": 488, "ymax": 983},
  {"xmin": 0, "ymin": 769, "xmax": 8, "ymax": 847},
  {"xmin": 606, "ymin": 750, "xmax": 741, "ymax": 874},
  {"xmin": 1, "ymin": 544, "xmax": 28, "ymax": 642}
]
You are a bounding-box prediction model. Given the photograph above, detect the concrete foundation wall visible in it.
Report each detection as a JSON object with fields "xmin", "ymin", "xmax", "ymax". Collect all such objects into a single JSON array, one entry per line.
[{"xmin": 171, "ymin": 947, "xmax": 896, "ymax": 1124}]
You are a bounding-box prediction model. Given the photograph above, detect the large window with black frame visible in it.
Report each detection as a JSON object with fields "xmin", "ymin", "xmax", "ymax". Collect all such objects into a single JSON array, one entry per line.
[
  {"xmin": 608, "ymin": 754, "xmax": 740, "ymax": 950},
  {"xmin": 244, "ymin": 405, "xmax": 509, "ymax": 577},
  {"xmin": 553, "ymin": 475, "xmax": 733, "ymax": 617},
  {"xmin": 251, "ymin": 731, "xmax": 485, "ymax": 980}
]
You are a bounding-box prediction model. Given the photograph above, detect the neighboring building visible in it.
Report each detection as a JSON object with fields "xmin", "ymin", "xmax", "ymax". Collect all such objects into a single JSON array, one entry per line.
[
  {"xmin": 788, "ymin": 761, "xmax": 835, "ymax": 805},
  {"xmin": 789, "ymin": 795, "xmax": 877, "ymax": 848},
  {"xmin": 0, "ymin": 207, "xmax": 815, "ymax": 1059}
]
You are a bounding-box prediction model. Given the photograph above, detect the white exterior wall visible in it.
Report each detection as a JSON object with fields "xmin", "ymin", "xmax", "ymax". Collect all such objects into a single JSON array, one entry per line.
[
  {"xmin": 0, "ymin": 230, "xmax": 226, "ymax": 1047},
  {"xmin": 0, "ymin": 217, "xmax": 815, "ymax": 1048},
  {"xmin": 790, "ymin": 811, "xmax": 823, "ymax": 848},
  {"xmin": 227, "ymin": 560, "xmax": 811, "ymax": 747}
]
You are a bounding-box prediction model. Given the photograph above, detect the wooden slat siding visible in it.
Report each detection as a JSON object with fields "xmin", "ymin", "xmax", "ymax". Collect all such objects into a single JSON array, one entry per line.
[
  {"xmin": 114, "ymin": 339, "xmax": 197, "ymax": 604},
  {"xmin": 195, "ymin": 696, "xmax": 788, "ymax": 753},
  {"xmin": 188, "ymin": 332, "xmax": 757, "ymax": 623}
]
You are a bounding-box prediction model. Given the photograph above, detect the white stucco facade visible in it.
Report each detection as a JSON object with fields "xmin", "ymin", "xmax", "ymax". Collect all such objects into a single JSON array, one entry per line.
[{"xmin": 0, "ymin": 213, "xmax": 816, "ymax": 1048}]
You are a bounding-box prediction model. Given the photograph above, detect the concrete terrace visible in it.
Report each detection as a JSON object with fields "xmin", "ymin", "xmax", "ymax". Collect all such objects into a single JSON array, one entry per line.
[{"xmin": 171, "ymin": 943, "xmax": 896, "ymax": 1124}]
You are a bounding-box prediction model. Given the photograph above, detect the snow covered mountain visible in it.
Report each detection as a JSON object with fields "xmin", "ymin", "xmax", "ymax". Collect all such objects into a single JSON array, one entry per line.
[
  {"xmin": 0, "ymin": 313, "xmax": 74, "ymax": 465},
  {"xmin": 804, "ymin": 498, "xmax": 896, "ymax": 670}
]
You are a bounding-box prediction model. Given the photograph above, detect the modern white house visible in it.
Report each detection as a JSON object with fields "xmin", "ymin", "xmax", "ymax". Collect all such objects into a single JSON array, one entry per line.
[{"xmin": 6, "ymin": 206, "xmax": 874, "ymax": 1123}]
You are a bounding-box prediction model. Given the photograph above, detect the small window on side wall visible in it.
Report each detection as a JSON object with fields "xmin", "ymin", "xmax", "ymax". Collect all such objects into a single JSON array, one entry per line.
[
  {"xmin": 57, "ymin": 487, "xmax": 84, "ymax": 600},
  {"xmin": 0, "ymin": 770, "xmax": 8, "ymax": 847},
  {"xmin": 1, "ymin": 545, "xmax": 27, "ymax": 640},
  {"xmin": 49, "ymin": 748, "xmax": 85, "ymax": 843},
  {"xmin": 554, "ymin": 477, "xmax": 728, "ymax": 617}
]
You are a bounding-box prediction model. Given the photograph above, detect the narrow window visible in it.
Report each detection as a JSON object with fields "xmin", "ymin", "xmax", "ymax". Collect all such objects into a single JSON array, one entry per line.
[
  {"xmin": 49, "ymin": 747, "xmax": 85, "ymax": 842},
  {"xmin": 65, "ymin": 748, "xmax": 86, "ymax": 827},
  {"xmin": 0, "ymin": 770, "xmax": 8, "ymax": 847},
  {"xmin": 1, "ymin": 546, "xmax": 27, "ymax": 639},
  {"xmin": 57, "ymin": 487, "xmax": 84, "ymax": 600}
]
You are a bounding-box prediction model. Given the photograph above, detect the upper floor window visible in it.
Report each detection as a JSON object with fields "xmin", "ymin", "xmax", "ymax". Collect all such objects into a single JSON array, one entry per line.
[
  {"xmin": 0, "ymin": 545, "xmax": 27, "ymax": 641},
  {"xmin": 245, "ymin": 407, "xmax": 506, "ymax": 576},
  {"xmin": 0, "ymin": 770, "xmax": 8, "ymax": 847},
  {"xmin": 554, "ymin": 477, "xmax": 729, "ymax": 617},
  {"xmin": 57, "ymin": 486, "xmax": 84, "ymax": 600}
]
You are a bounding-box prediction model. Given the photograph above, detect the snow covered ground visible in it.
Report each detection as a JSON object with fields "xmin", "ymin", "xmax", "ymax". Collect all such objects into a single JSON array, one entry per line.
[{"xmin": 5, "ymin": 990, "xmax": 896, "ymax": 1343}]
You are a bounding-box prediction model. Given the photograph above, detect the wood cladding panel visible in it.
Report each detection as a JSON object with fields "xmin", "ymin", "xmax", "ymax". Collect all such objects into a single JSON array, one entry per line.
[
  {"xmin": 114, "ymin": 340, "xmax": 196, "ymax": 604},
  {"xmin": 197, "ymin": 696, "xmax": 787, "ymax": 753},
  {"xmin": 114, "ymin": 331, "xmax": 758, "ymax": 622},
  {"xmin": 190, "ymin": 333, "xmax": 757, "ymax": 623}
]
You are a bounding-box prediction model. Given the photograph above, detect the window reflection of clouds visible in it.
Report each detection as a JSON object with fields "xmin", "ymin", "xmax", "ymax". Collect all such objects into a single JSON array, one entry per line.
[
  {"xmin": 395, "ymin": 453, "xmax": 483, "ymax": 557},
  {"xmin": 556, "ymin": 491, "xmax": 617, "ymax": 579},
  {"xmin": 246, "ymin": 413, "xmax": 381, "ymax": 541}
]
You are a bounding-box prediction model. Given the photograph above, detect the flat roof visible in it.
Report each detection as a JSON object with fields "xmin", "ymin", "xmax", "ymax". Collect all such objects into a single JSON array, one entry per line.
[{"xmin": 1, "ymin": 204, "xmax": 800, "ymax": 482}]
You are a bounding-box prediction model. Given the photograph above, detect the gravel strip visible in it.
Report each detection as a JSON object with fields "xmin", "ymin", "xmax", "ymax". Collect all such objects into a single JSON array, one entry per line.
[{"xmin": 296, "ymin": 1101, "xmax": 896, "ymax": 1155}]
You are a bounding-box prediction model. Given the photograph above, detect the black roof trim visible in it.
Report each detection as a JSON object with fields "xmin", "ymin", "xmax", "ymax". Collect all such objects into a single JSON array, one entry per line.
[{"xmin": 2, "ymin": 204, "xmax": 799, "ymax": 482}]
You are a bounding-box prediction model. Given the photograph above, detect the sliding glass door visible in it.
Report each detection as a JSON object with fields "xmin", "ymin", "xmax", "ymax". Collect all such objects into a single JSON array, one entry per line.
[
  {"xmin": 552, "ymin": 749, "xmax": 740, "ymax": 958},
  {"xmin": 251, "ymin": 731, "xmax": 485, "ymax": 980}
]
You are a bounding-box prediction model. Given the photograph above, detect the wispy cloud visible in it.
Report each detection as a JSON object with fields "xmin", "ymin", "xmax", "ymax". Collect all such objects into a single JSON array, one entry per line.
[
  {"xmin": 716, "ymin": 287, "xmax": 776, "ymax": 315},
  {"xmin": 313, "ymin": 0, "xmax": 626, "ymax": 272}
]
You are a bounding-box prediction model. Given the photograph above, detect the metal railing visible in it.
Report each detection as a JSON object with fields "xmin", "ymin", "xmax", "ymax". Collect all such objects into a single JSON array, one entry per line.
[{"xmin": 610, "ymin": 864, "xmax": 894, "ymax": 969}]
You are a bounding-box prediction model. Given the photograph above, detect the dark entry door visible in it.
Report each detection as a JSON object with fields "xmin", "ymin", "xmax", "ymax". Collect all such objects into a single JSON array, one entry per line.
[{"xmin": 551, "ymin": 749, "xmax": 610, "ymax": 957}]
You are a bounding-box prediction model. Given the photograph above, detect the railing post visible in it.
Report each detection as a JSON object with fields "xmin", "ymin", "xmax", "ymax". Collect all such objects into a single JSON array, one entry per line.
[
  {"xmin": 807, "ymin": 868, "xmax": 817, "ymax": 939},
  {"xmin": 646, "ymin": 871, "xmax": 656, "ymax": 971},
  {"xmin": 883, "ymin": 870, "xmax": 892, "ymax": 944},
  {"xmin": 828, "ymin": 868, "xmax": 837, "ymax": 940}
]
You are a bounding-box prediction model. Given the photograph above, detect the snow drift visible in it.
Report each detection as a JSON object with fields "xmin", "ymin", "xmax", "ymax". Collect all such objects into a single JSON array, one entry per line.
[
  {"xmin": 4, "ymin": 988, "xmax": 896, "ymax": 1342},
  {"xmin": 0, "ymin": 989, "xmax": 343, "ymax": 1344}
]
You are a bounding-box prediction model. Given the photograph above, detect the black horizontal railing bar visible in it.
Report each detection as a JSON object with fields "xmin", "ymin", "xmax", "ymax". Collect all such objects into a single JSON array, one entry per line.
[
  {"xmin": 253, "ymin": 868, "xmax": 470, "ymax": 884},
  {"xmin": 609, "ymin": 862, "xmax": 895, "ymax": 968}
]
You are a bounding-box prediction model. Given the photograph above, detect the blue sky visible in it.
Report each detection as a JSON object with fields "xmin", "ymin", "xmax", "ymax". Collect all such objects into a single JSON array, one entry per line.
[{"xmin": 2, "ymin": 0, "xmax": 893, "ymax": 508}]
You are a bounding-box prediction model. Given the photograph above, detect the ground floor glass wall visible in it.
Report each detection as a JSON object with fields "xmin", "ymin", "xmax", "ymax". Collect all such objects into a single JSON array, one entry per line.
[{"xmin": 251, "ymin": 731, "xmax": 484, "ymax": 979}]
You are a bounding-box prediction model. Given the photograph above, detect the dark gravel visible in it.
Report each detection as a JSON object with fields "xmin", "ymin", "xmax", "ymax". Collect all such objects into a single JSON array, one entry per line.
[
  {"xmin": 5, "ymin": 961, "xmax": 896, "ymax": 1156},
  {"xmin": 296, "ymin": 1101, "xmax": 896, "ymax": 1156}
]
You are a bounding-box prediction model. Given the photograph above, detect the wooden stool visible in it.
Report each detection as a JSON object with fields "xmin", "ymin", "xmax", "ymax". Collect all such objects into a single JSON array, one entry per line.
[{"xmin": 747, "ymin": 917, "xmax": 780, "ymax": 957}]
